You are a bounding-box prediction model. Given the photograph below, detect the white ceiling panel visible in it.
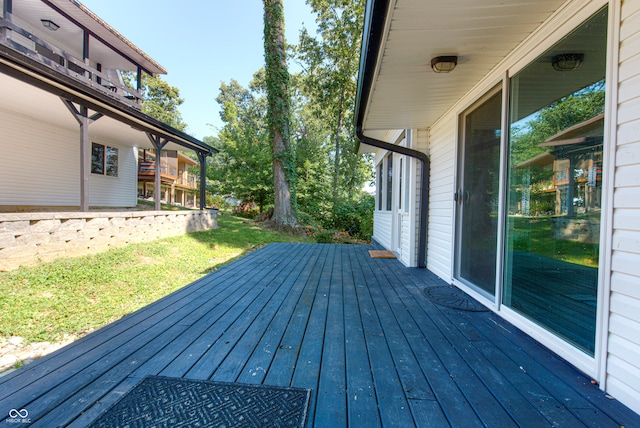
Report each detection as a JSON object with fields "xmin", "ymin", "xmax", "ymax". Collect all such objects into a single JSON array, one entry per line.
[{"xmin": 362, "ymin": 0, "xmax": 569, "ymax": 131}]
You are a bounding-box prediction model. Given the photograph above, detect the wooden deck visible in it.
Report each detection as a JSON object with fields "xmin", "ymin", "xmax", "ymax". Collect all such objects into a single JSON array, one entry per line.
[{"xmin": 1, "ymin": 243, "xmax": 639, "ymax": 427}]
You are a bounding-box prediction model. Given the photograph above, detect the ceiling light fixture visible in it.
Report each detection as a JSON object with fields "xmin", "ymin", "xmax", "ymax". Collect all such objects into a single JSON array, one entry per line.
[
  {"xmin": 431, "ymin": 56, "xmax": 458, "ymax": 73},
  {"xmin": 552, "ymin": 53, "xmax": 584, "ymax": 71},
  {"xmin": 41, "ymin": 19, "xmax": 60, "ymax": 31}
]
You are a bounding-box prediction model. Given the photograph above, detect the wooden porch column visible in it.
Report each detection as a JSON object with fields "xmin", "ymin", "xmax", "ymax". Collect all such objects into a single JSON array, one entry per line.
[
  {"xmin": 63, "ymin": 99, "xmax": 102, "ymax": 212},
  {"xmin": 197, "ymin": 151, "xmax": 207, "ymax": 210},
  {"xmin": 146, "ymin": 133, "xmax": 168, "ymax": 211}
]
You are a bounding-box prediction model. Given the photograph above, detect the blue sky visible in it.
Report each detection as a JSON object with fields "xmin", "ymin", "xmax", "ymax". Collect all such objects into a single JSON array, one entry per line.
[{"xmin": 80, "ymin": 1, "xmax": 316, "ymax": 140}]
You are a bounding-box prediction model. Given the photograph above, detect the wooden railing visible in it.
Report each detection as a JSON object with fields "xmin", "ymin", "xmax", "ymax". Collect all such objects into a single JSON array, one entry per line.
[
  {"xmin": 139, "ymin": 161, "xmax": 197, "ymax": 188},
  {"xmin": 177, "ymin": 174, "xmax": 197, "ymax": 189},
  {"xmin": 0, "ymin": 18, "xmax": 142, "ymax": 110},
  {"xmin": 139, "ymin": 160, "xmax": 179, "ymax": 180}
]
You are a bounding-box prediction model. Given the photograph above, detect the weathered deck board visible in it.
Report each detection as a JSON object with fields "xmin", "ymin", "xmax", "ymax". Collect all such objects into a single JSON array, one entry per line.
[{"xmin": 1, "ymin": 243, "xmax": 639, "ymax": 427}]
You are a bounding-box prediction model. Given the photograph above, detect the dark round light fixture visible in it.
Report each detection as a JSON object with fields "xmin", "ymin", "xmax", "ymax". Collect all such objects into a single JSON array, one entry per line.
[
  {"xmin": 431, "ymin": 56, "xmax": 458, "ymax": 73},
  {"xmin": 41, "ymin": 19, "xmax": 60, "ymax": 31},
  {"xmin": 552, "ymin": 53, "xmax": 584, "ymax": 71}
]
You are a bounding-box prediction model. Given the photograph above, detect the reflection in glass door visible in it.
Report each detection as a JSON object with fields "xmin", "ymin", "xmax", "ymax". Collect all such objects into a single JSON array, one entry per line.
[
  {"xmin": 455, "ymin": 89, "xmax": 502, "ymax": 296},
  {"xmin": 503, "ymin": 8, "xmax": 607, "ymax": 355}
]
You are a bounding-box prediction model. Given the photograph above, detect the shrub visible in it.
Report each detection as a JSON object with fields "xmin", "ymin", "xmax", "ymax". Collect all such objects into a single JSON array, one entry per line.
[
  {"xmin": 329, "ymin": 195, "xmax": 375, "ymax": 240},
  {"xmin": 315, "ymin": 230, "xmax": 334, "ymax": 244}
]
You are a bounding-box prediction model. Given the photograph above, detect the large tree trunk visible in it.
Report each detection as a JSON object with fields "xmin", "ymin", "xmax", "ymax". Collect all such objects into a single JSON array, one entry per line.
[{"xmin": 263, "ymin": 0, "xmax": 300, "ymax": 229}]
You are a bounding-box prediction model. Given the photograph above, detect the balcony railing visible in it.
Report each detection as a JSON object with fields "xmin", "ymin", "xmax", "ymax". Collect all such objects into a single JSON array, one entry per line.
[
  {"xmin": 139, "ymin": 161, "xmax": 177, "ymax": 179},
  {"xmin": 177, "ymin": 174, "xmax": 197, "ymax": 189},
  {"xmin": 0, "ymin": 18, "xmax": 142, "ymax": 110},
  {"xmin": 139, "ymin": 161, "xmax": 198, "ymax": 189}
]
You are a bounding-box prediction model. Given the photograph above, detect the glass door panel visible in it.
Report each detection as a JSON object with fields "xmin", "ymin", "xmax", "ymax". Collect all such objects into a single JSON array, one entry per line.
[
  {"xmin": 504, "ymin": 8, "xmax": 607, "ymax": 355},
  {"xmin": 455, "ymin": 89, "xmax": 502, "ymax": 296}
]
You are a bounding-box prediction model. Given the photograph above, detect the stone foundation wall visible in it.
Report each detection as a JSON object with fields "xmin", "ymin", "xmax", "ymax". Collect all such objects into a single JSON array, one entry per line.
[{"xmin": 0, "ymin": 210, "xmax": 218, "ymax": 271}]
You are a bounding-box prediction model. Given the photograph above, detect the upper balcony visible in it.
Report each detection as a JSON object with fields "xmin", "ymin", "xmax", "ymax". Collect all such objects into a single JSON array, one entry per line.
[
  {"xmin": 0, "ymin": 0, "xmax": 167, "ymax": 111},
  {"xmin": 138, "ymin": 150, "xmax": 199, "ymax": 189}
]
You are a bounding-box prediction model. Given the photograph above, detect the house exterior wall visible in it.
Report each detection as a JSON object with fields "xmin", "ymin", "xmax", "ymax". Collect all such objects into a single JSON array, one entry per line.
[
  {"xmin": 423, "ymin": 121, "xmax": 456, "ymax": 281},
  {"xmin": 371, "ymin": 130, "xmax": 422, "ymax": 266},
  {"xmin": 415, "ymin": 0, "xmax": 640, "ymax": 414},
  {"xmin": 372, "ymin": 210, "xmax": 393, "ymax": 249},
  {"xmin": 0, "ymin": 107, "xmax": 138, "ymax": 209},
  {"xmin": 368, "ymin": 0, "xmax": 640, "ymax": 415},
  {"xmin": 0, "ymin": 107, "xmax": 79, "ymax": 206},
  {"xmin": 89, "ymin": 145, "xmax": 138, "ymax": 208},
  {"xmin": 606, "ymin": 0, "xmax": 640, "ymax": 412}
]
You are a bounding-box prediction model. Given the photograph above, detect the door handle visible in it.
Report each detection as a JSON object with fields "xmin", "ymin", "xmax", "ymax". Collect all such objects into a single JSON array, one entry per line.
[
  {"xmin": 454, "ymin": 189, "xmax": 462, "ymax": 203},
  {"xmin": 455, "ymin": 189, "xmax": 469, "ymax": 204}
]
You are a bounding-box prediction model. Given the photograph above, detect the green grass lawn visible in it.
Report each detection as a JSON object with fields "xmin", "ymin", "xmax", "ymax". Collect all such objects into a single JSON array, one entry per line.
[{"xmin": 0, "ymin": 213, "xmax": 310, "ymax": 344}]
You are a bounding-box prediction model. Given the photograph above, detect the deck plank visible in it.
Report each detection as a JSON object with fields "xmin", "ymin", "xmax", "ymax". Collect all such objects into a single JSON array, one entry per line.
[
  {"xmin": 290, "ymin": 244, "xmax": 336, "ymax": 424},
  {"xmin": 263, "ymin": 245, "xmax": 329, "ymax": 387},
  {"xmin": 19, "ymin": 245, "xmax": 288, "ymax": 425},
  {"xmin": 314, "ymin": 246, "xmax": 348, "ymax": 427},
  {"xmin": 211, "ymin": 244, "xmax": 314, "ymax": 382},
  {"xmin": 343, "ymin": 246, "xmax": 382, "ymax": 427},
  {"xmin": 173, "ymin": 246, "xmax": 307, "ymax": 380},
  {"xmin": 233, "ymin": 244, "xmax": 322, "ymax": 385},
  {"xmin": 22, "ymin": 247, "xmax": 289, "ymax": 426},
  {"xmin": 0, "ymin": 244, "xmax": 268, "ymax": 392},
  {"xmin": 1, "ymin": 243, "xmax": 639, "ymax": 427},
  {"xmin": 352, "ymin": 248, "xmax": 416, "ymax": 427},
  {"xmin": 464, "ymin": 310, "xmax": 632, "ymax": 426},
  {"xmin": 378, "ymin": 257, "xmax": 542, "ymax": 427}
]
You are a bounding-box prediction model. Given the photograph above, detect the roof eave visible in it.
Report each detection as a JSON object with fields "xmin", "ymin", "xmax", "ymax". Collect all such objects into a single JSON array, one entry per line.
[
  {"xmin": 0, "ymin": 43, "xmax": 216, "ymax": 156},
  {"xmin": 354, "ymin": 0, "xmax": 390, "ymax": 151},
  {"xmin": 48, "ymin": 0, "xmax": 167, "ymax": 75}
]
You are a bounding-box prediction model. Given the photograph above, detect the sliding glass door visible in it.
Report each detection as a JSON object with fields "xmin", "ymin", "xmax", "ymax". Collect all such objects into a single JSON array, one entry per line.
[
  {"xmin": 455, "ymin": 89, "xmax": 502, "ymax": 296},
  {"xmin": 503, "ymin": 8, "xmax": 607, "ymax": 355}
]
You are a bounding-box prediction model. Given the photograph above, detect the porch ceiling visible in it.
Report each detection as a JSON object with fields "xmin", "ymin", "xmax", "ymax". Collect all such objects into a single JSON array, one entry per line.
[
  {"xmin": 0, "ymin": 71, "xmax": 196, "ymax": 153},
  {"xmin": 360, "ymin": 0, "xmax": 568, "ymax": 132}
]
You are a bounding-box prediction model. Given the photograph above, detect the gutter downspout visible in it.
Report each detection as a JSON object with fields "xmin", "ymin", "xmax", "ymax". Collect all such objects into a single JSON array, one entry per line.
[
  {"xmin": 354, "ymin": 0, "xmax": 429, "ymax": 268},
  {"xmin": 356, "ymin": 127, "xmax": 429, "ymax": 268}
]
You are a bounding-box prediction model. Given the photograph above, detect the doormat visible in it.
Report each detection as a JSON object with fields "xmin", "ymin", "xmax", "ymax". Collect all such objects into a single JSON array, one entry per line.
[
  {"xmin": 89, "ymin": 376, "xmax": 312, "ymax": 428},
  {"xmin": 369, "ymin": 250, "xmax": 397, "ymax": 259},
  {"xmin": 423, "ymin": 285, "xmax": 489, "ymax": 312}
]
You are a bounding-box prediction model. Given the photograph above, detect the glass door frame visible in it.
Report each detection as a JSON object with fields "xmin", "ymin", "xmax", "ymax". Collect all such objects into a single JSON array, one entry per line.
[
  {"xmin": 453, "ymin": 83, "xmax": 508, "ymax": 306},
  {"xmin": 452, "ymin": 3, "xmax": 612, "ymax": 380}
]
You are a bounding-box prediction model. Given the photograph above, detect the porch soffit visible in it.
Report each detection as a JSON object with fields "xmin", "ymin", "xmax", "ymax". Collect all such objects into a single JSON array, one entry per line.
[
  {"xmin": 362, "ymin": 0, "xmax": 567, "ymax": 132},
  {"xmin": 0, "ymin": 71, "xmax": 200, "ymax": 154}
]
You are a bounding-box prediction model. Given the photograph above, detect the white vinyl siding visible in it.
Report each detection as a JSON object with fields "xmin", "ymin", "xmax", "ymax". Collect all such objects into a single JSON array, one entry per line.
[
  {"xmin": 373, "ymin": 211, "xmax": 393, "ymax": 249},
  {"xmin": 89, "ymin": 144, "xmax": 138, "ymax": 207},
  {"xmin": 424, "ymin": 118, "xmax": 456, "ymax": 281},
  {"xmin": 0, "ymin": 107, "xmax": 79, "ymax": 206},
  {"xmin": 606, "ymin": 0, "xmax": 640, "ymax": 413},
  {"xmin": 400, "ymin": 212, "xmax": 412, "ymax": 265},
  {"xmin": 0, "ymin": 107, "xmax": 138, "ymax": 209}
]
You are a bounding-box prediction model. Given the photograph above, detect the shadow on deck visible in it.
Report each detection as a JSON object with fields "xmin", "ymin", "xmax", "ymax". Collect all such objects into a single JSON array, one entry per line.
[{"xmin": 1, "ymin": 243, "xmax": 638, "ymax": 427}]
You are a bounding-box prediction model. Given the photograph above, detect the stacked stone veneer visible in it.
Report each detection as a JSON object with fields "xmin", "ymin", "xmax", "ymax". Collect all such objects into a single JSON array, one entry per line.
[{"xmin": 0, "ymin": 210, "xmax": 218, "ymax": 271}]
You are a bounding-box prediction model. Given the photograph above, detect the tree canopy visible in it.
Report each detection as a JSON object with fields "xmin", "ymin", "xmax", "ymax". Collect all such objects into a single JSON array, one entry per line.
[
  {"xmin": 207, "ymin": 0, "xmax": 374, "ymax": 239},
  {"xmin": 123, "ymin": 72, "xmax": 187, "ymax": 131}
]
